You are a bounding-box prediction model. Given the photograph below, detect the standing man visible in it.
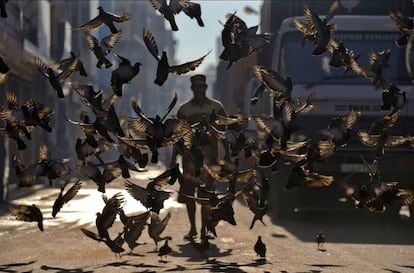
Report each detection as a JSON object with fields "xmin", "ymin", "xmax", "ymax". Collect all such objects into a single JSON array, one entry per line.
[{"xmin": 170, "ymin": 74, "xmax": 227, "ymax": 240}]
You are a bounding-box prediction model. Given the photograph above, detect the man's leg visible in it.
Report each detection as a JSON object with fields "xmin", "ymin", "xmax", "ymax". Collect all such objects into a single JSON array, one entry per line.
[
  {"xmin": 200, "ymin": 204, "xmax": 210, "ymax": 239},
  {"xmin": 186, "ymin": 199, "xmax": 197, "ymax": 238}
]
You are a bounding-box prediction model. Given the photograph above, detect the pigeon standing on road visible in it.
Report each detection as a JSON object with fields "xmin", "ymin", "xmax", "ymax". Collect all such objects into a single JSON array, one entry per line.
[
  {"xmin": 73, "ymin": 6, "xmax": 130, "ymax": 34},
  {"xmin": 316, "ymin": 231, "xmax": 325, "ymax": 250},
  {"xmin": 254, "ymin": 235, "xmax": 266, "ymax": 259},
  {"xmin": 158, "ymin": 239, "xmax": 172, "ymax": 261}
]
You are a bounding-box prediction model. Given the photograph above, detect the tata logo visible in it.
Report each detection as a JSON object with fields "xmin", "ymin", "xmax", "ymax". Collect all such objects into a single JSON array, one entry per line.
[{"xmin": 334, "ymin": 104, "xmax": 381, "ymax": 112}]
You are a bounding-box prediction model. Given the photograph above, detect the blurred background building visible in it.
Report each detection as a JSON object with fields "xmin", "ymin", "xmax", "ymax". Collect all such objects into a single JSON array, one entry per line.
[{"xmin": 0, "ymin": 0, "xmax": 178, "ymax": 200}]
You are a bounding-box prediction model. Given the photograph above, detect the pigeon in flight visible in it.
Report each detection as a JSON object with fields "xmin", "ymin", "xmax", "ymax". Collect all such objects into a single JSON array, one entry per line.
[
  {"xmin": 148, "ymin": 0, "xmax": 189, "ymax": 31},
  {"xmin": 73, "ymin": 6, "xmax": 130, "ymax": 34},
  {"xmin": 83, "ymin": 31, "xmax": 122, "ymax": 68},
  {"xmin": 143, "ymin": 29, "xmax": 210, "ymax": 86},
  {"xmin": 182, "ymin": 1, "xmax": 204, "ymax": 27},
  {"xmin": 111, "ymin": 52, "xmax": 141, "ymax": 96},
  {"xmin": 10, "ymin": 204, "xmax": 44, "ymax": 231},
  {"xmin": 389, "ymin": 10, "xmax": 414, "ymax": 47}
]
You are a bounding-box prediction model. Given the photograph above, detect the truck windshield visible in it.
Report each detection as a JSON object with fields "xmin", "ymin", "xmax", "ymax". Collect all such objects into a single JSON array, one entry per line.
[{"xmin": 278, "ymin": 31, "xmax": 411, "ymax": 85}]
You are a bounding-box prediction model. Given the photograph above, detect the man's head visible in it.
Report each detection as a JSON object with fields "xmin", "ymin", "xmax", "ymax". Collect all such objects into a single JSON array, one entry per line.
[{"xmin": 190, "ymin": 74, "xmax": 208, "ymax": 99}]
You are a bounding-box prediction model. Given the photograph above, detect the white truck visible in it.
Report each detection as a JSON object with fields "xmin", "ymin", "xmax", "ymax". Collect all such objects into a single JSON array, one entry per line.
[{"xmin": 268, "ymin": 15, "xmax": 414, "ymax": 219}]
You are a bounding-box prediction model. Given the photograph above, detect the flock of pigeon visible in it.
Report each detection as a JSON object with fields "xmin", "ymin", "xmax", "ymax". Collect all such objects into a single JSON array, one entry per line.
[{"xmin": 1, "ymin": 0, "xmax": 413, "ymax": 261}]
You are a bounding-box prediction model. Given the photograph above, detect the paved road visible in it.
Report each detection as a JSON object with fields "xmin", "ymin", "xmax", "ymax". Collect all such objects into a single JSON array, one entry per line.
[{"xmin": 0, "ymin": 166, "xmax": 413, "ymax": 273}]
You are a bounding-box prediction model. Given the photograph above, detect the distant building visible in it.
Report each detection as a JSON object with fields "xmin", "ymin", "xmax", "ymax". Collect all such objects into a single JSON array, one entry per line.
[{"xmin": 0, "ymin": 1, "xmax": 95, "ymax": 200}]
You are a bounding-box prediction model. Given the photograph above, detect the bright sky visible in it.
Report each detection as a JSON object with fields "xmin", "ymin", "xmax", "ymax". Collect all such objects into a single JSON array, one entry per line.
[{"xmin": 173, "ymin": 1, "xmax": 263, "ymax": 73}]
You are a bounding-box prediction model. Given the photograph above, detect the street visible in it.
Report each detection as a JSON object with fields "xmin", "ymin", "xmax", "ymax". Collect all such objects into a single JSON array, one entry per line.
[{"xmin": 0, "ymin": 165, "xmax": 413, "ymax": 273}]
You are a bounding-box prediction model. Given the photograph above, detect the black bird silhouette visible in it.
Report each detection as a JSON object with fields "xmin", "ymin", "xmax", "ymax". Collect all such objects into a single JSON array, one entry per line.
[
  {"xmin": 0, "ymin": 0, "xmax": 8, "ymax": 18},
  {"xmin": 65, "ymin": 110, "xmax": 101, "ymax": 147},
  {"xmin": 351, "ymin": 49, "xmax": 391, "ymax": 90},
  {"xmin": 341, "ymin": 158, "xmax": 399, "ymax": 209},
  {"xmin": 251, "ymin": 65, "xmax": 292, "ymax": 103},
  {"xmin": 389, "ymin": 10, "xmax": 414, "ymax": 47},
  {"xmin": 72, "ymin": 84, "xmax": 103, "ymax": 112},
  {"xmin": 148, "ymin": 211, "xmax": 172, "ymax": 250},
  {"xmin": 0, "ymin": 92, "xmax": 33, "ymax": 150},
  {"xmin": 357, "ymin": 112, "xmax": 410, "ymax": 159},
  {"xmin": 220, "ymin": 12, "xmax": 273, "ymax": 69},
  {"xmin": 73, "ymin": 6, "xmax": 130, "ymax": 34},
  {"xmin": 252, "ymin": 106, "xmax": 295, "ymax": 150},
  {"xmin": 37, "ymin": 143, "xmax": 71, "ymax": 186},
  {"xmin": 302, "ymin": 1, "xmax": 338, "ymax": 55},
  {"xmin": 96, "ymin": 192, "xmax": 125, "ymax": 239},
  {"xmin": 111, "ymin": 52, "xmax": 141, "ymax": 96},
  {"xmin": 381, "ymin": 84, "xmax": 407, "ymax": 112},
  {"xmin": 143, "ymin": 29, "xmax": 210, "ymax": 86},
  {"xmin": 366, "ymin": 188, "xmax": 414, "ymax": 213},
  {"xmin": 117, "ymin": 136, "xmax": 149, "ymax": 169},
  {"xmin": 34, "ymin": 56, "xmax": 78, "ymax": 98},
  {"xmin": 241, "ymin": 183, "xmax": 269, "ymax": 229},
  {"xmin": 158, "ymin": 239, "xmax": 172, "ymax": 261},
  {"xmin": 127, "ymin": 93, "xmax": 192, "ymax": 163},
  {"xmin": 305, "ymin": 140, "xmax": 335, "ymax": 172},
  {"xmin": 76, "ymin": 161, "xmax": 121, "ymax": 193},
  {"xmin": 182, "ymin": 1, "xmax": 204, "ymax": 27},
  {"xmin": 0, "ymin": 94, "xmax": 53, "ymax": 133},
  {"xmin": 11, "ymin": 144, "xmax": 71, "ymax": 187},
  {"xmin": 119, "ymin": 209, "xmax": 150, "ymax": 253},
  {"xmin": 125, "ymin": 179, "xmax": 172, "ymax": 214},
  {"xmin": 329, "ymin": 42, "xmax": 361, "ymax": 76},
  {"xmin": 49, "ymin": 51, "xmax": 88, "ymax": 77},
  {"xmin": 95, "ymin": 154, "xmax": 140, "ymax": 179},
  {"xmin": 319, "ymin": 111, "xmax": 359, "ymax": 149},
  {"xmin": 0, "ymin": 122, "xmax": 30, "ymax": 150},
  {"xmin": 80, "ymin": 228, "xmax": 125, "ymax": 256},
  {"xmin": 52, "ymin": 179, "xmax": 82, "ymax": 218},
  {"xmin": 10, "ymin": 204, "xmax": 44, "ymax": 231},
  {"xmin": 11, "ymin": 153, "xmax": 43, "ymax": 187},
  {"xmin": 83, "ymin": 31, "xmax": 122, "ymax": 68},
  {"xmin": 292, "ymin": 17, "xmax": 317, "ymax": 48},
  {"xmin": 316, "ymin": 231, "xmax": 325, "ymax": 250},
  {"xmin": 254, "ymin": 235, "xmax": 266, "ymax": 259},
  {"xmin": 0, "ymin": 55, "xmax": 10, "ymax": 83},
  {"xmin": 148, "ymin": 0, "xmax": 188, "ymax": 31},
  {"xmin": 286, "ymin": 161, "xmax": 334, "ymax": 189}
]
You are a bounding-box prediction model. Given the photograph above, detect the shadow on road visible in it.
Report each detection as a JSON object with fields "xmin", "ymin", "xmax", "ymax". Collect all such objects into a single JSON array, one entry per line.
[{"xmin": 0, "ymin": 261, "xmax": 36, "ymax": 272}]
